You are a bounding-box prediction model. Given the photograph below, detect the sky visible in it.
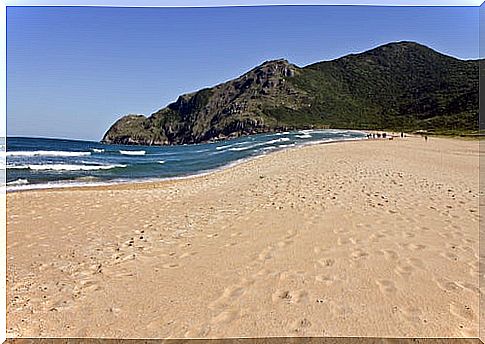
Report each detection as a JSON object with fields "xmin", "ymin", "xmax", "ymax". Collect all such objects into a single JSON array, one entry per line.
[{"xmin": 6, "ymin": 5, "xmax": 480, "ymax": 141}]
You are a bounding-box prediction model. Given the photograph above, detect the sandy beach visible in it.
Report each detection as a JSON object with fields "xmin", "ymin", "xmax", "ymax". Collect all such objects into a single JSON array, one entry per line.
[{"xmin": 6, "ymin": 135, "xmax": 480, "ymax": 338}]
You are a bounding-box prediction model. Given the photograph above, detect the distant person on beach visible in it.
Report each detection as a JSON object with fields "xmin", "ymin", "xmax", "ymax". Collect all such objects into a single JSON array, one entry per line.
[
  {"xmin": 383, "ymin": 133, "xmax": 387, "ymax": 139},
  {"xmin": 401, "ymin": 132, "xmax": 404, "ymax": 138},
  {"xmin": 424, "ymin": 135, "xmax": 428, "ymax": 142}
]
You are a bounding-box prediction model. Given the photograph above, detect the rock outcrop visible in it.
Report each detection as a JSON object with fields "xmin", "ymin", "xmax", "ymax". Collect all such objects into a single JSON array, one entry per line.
[{"xmin": 102, "ymin": 42, "xmax": 479, "ymax": 145}]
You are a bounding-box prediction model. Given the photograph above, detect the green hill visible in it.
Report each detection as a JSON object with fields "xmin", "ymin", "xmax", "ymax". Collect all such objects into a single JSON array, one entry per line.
[{"xmin": 102, "ymin": 41, "xmax": 479, "ymax": 145}]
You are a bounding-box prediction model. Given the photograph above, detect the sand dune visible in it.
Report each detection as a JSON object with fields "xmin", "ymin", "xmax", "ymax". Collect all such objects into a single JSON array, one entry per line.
[{"xmin": 6, "ymin": 135, "xmax": 480, "ymax": 338}]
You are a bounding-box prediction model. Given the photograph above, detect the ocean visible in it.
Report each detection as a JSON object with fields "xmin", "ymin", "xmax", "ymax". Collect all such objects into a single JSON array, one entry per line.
[{"xmin": 5, "ymin": 129, "xmax": 367, "ymax": 191}]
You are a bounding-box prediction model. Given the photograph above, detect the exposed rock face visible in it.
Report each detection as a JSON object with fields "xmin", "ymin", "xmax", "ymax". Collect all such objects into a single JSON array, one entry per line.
[
  {"xmin": 103, "ymin": 59, "xmax": 307, "ymax": 145},
  {"xmin": 102, "ymin": 42, "xmax": 479, "ymax": 145}
]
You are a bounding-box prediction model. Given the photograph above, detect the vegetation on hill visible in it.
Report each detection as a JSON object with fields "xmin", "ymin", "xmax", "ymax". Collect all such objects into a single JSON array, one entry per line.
[{"xmin": 102, "ymin": 42, "xmax": 479, "ymax": 145}]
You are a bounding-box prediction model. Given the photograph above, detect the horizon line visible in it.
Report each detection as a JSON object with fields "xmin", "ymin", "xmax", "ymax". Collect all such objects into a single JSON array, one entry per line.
[{"xmin": 6, "ymin": 135, "xmax": 100, "ymax": 142}]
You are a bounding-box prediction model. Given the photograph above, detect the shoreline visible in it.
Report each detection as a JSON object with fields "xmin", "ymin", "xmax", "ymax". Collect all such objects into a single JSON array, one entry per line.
[
  {"xmin": 7, "ymin": 133, "xmax": 479, "ymax": 337},
  {"xmin": 6, "ymin": 135, "xmax": 370, "ymax": 194}
]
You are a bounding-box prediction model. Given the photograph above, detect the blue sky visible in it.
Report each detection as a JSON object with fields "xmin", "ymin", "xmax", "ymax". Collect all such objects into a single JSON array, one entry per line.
[{"xmin": 7, "ymin": 5, "xmax": 479, "ymax": 141}]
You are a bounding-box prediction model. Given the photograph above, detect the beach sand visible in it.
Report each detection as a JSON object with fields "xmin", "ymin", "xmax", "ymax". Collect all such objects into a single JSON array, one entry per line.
[{"xmin": 6, "ymin": 135, "xmax": 481, "ymax": 338}]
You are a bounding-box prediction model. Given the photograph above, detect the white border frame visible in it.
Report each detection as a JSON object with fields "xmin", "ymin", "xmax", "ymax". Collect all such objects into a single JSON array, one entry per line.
[{"xmin": 2, "ymin": 1, "xmax": 482, "ymax": 341}]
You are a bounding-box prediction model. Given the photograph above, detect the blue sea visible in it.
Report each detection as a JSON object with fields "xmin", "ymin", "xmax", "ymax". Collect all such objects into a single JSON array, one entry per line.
[{"xmin": 6, "ymin": 129, "xmax": 367, "ymax": 191}]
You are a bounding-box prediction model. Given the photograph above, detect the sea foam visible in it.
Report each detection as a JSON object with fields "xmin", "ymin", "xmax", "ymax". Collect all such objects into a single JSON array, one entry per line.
[
  {"xmin": 119, "ymin": 150, "xmax": 146, "ymax": 156},
  {"xmin": 265, "ymin": 137, "xmax": 291, "ymax": 144},
  {"xmin": 7, "ymin": 178, "xmax": 29, "ymax": 186},
  {"xmin": 228, "ymin": 137, "xmax": 291, "ymax": 152},
  {"xmin": 7, "ymin": 164, "xmax": 126, "ymax": 171},
  {"xmin": 216, "ymin": 141, "xmax": 252, "ymax": 150}
]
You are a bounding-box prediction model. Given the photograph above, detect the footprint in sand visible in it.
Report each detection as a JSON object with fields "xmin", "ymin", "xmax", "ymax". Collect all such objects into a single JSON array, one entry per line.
[
  {"xmin": 351, "ymin": 249, "xmax": 369, "ymax": 260},
  {"xmin": 400, "ymin": 306, "xmax": 425, "ymax": 323},
  {"xmin": 462, "ymin": 238, "xmax": 476, "ymax": 245},
  {"xmin": 209, "ymin": 282, "xmax": 251, "ymax": 311},
  {"xmin": 278, "ymin": 270, "xmax": 306, "ymax": 281},
  {"xmin": 272, "ymin": 289, "xmax": 309, "ymax": 304},
  {"xmin": 277, "ymin": 239, "xmax": 294, "ymax": 248},
  {"xmin": 113, "ymin": 270, "xmax": 136, "ymax": 278},
  {"xmin": 337, "ymin": 237, "xmax": 350, "ymax": 246},
  {"xmin": 440, "ymin": 251, "xmax": 459, "ymax": 262},
  {"xmin": 376, "ymin": 279, "xmax": 397, "ymax": 294},
  {"xmin": 315, "ymin": 275, "xmax": 335, "ymax": 285},
  {"xmin": 258, "ymin": 247, "xmax": 274, "ymax": 261},
  {"xmin": 317, "ymin": 258, "xmax": 335, "ymax": 268},
  {"xmin": 179, "ymin": 252, "xmax": 197, "ymax": 259},
  {"xmin": 435, "ymin": 278, "xmax": 464, "ymax": 293},
  {"xmin": 48, "ymin": 299, "xmax": 74, "ymax": 312},
  {"xmin": 272, "ymin": 290, "xmax": 293, "ymax": 303},
  {"xmin": 223, "ymin": 286, "xmax": 246, "ymax": 299},
  {"xmin": 409, "ymin": 243, "xmax": 427, "ymax": 251},
  {"xmin": 456, "ymin": 325, "xmax": 477, "ymax": 338},
  {"xmin": 285, "ymin": 230, "xmax": 298, "ymax": 239},
  {"xmin": 177, "ymin": 242, "xmax": 193, "ymax": 249},
  {"xmin": 394, "ymin": 264, "xmax": 414, "ymax": 277},
  {"xmin": 184, "ymin": 324, "xmax": 212, "ymax": 338},
  {"xmin": 403, "ymin": 232, "xmax": 416, "ymax": 238},
  {"xmin": 406, "ymin": 257, "xmax": 426, "ymax": 270},
  {"xmin": 369, "ymin": 233, "xmax": 386, "ymax": 243},
  {"xmin": 450, "ymin": 302, "xmax": 476, "ymax": 322},
  {"xmin": 79, "ymin": 279, "xmax": 102, "ymax": 292},
  {"xmin": 456, "ymin": 281, "xmax": 479, "ymax": 293},
  {"xmin": 162, "ymin": 263, "xmax": 180, "ymax": 269},
  {"xmin": 349, "ymin": 237, "xmax": 361, "ymax": 245},
  {"xmin": 291, "ymin": 318, "xmax": 312, "ymax": 333},
  {"xmin": 211, "ymin": 308, "xmax": 240, "ymax": 325},
  {"xmin": 382, "ymin": 250, "xmax": 398, "ymax": 260},
  {"xmin": 333, "ymin": 228, "xmax": 349, "ymax": 235}
]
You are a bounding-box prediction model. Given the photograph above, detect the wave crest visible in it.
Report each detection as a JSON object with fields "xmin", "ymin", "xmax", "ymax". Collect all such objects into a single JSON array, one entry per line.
[
  {"xmin": 7, "ymin": 164, "xmax": 126, "ymax": 171},
  {"xmin": 119, "ymin": 150, "xmax": 146, "ymax": 156},
  {"xmin": 7, "ymin": 178, "xmax": 29, "ymax": 186}
]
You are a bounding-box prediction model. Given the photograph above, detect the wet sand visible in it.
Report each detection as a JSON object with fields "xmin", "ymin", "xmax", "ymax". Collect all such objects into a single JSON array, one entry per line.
[{"xmin": 6, "ymin": 135, "xmax": 480, "ymax": 338}]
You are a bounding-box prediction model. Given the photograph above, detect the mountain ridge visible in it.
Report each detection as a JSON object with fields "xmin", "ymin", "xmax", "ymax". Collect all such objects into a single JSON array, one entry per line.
[{"xmin": 102, "ymin": 41, "xmax": 479, "ymax": 145}]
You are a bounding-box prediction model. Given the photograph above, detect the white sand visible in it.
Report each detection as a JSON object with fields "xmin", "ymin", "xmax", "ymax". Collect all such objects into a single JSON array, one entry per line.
[{"xmin": 7, "ymin": 136, "xmax": 480, "ymax": 338}]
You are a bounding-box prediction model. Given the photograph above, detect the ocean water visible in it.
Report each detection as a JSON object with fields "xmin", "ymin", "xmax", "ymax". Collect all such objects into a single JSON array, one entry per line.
[{"xmin": 6, "ymin": 129, "xmax": 367, "ymax": 191}]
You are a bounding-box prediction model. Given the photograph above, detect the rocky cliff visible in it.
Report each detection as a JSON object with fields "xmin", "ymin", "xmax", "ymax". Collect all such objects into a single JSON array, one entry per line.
[{"xmin": 102, "ymin": 42, "xmax": 479, "ymax": 145}]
